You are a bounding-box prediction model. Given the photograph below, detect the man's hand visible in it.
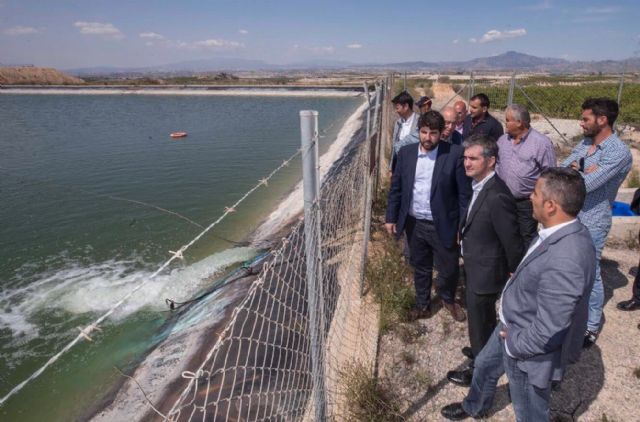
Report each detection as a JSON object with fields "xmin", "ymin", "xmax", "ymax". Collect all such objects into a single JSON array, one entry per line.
[
  {"xmin": 569, "ymin": 161, "xmax": 580, "ymax": 171},
  {"xmin": 384, "ymin": 223, "xmax": 396, "ymax": 236},
  {"xmin": 499, "ymin": 328, "xmax": 507, "ymax": 339},
  {"xmin": 585, "ymin": 164, "xmax": 598, "ymax": 174}
]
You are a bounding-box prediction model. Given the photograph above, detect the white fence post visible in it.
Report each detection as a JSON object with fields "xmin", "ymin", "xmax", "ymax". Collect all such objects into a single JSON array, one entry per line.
[{"xmin": 299, "ymin": 110, "xmax": 326, "ymax": 421}]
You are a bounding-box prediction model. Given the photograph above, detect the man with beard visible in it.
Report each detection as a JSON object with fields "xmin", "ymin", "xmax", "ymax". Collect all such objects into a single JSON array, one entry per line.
[
  {"xmin": 562, "ymin": 97, "xmax": 632, "ymax": 348},
  {"xmin": 463, "ymin": 93, "xmax": 503, "ymax": 142},
  {"xmin": 386, "ymin": 111, "xmax": 471, "ymax": 322}
]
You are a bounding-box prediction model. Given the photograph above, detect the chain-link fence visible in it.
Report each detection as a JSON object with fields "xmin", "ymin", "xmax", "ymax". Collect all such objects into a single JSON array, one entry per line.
[{"xmin": 159, "ymin": 82, "xmax": 388, "ymax": 421}]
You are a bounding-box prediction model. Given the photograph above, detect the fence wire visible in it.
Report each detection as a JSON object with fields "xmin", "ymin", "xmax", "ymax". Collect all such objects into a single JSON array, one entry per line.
[{"xmin": 163, "ymin": 85, "xmax": 386, "ymax": 421}]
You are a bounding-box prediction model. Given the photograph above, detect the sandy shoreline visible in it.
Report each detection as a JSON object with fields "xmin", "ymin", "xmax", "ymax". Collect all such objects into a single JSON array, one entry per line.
[{"xmin": 0, "ymin": 87, "xmax": 362, "ymax": 97}]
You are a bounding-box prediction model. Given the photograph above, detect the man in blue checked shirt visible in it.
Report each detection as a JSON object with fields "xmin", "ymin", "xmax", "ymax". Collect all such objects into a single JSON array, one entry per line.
[{"xmin": 562, "ymin": 97, "xmax": 632, "ymax": 348}]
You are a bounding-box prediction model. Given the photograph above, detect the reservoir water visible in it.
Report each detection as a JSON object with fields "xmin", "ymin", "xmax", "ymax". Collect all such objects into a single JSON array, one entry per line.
[{"xmin": 0, "ymin": 92, "xmax": 362, "ymax": 421}]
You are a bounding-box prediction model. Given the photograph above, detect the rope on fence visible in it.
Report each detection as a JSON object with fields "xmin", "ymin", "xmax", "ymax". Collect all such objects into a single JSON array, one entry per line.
[{"xmin": 0, "ymin": 146, "xmax": 305, "ymax": 408}]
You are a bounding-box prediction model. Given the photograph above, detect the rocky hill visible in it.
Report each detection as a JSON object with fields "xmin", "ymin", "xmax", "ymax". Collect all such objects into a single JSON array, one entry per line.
[{"xmin": 0, "ymin": 67, "xmax": 84, "ymax": 85}]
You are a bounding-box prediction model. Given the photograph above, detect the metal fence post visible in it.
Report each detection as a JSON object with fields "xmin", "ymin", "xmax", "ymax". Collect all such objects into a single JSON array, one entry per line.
[
  {"xmin": 507, "ymin": 72, "xmax": 516, "ymax": 106},
  {"xmin": 359, "ymin": 83, "xmax": 379, "ymax": 295},
  {"xmin": 469, "ymin": 72, "xmax": 475, "ymax": 100},
  {"xmin": 299, "ymin": 110, "xmax": 326, "ymax": 421},
  {"xmin": 403, "ymin": 71, "xmax": 407, "ymax": 92},
  {"xmin": 617, "ymin": 74, "xmax": 624, "ymax": 108}
]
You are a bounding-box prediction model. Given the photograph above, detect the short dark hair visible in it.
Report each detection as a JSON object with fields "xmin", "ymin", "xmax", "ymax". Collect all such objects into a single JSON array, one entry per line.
[
  {"xmin": 463, "ymin": 135, "xmax": 499, "ymax": 161},
  {"xmin": 418, "ymin": 110, "xmax": 444, "ymax": 132},
  {"xmin": 582, "ymin": 97, "xmax": 619, "ymax": 127},
  {"xmin": 392, "ymin": 91, "xmax": 414, "ymax": 109},
  {"xmin": 539, "ymin": 167, "xmax": 586, "ymax": 217},
  {"xmin": 470, "ymin": 93, "xmax": 490, "ymax": 108}
]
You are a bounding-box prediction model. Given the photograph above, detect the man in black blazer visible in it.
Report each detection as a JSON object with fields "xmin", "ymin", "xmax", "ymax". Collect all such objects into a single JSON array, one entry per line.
[
  {"xmin": 385, "ymin": 111, "xmax": 472, "ymax": 321},
  {"xmin": 446, "ymin": 135, "xmax": 524, "ymax": 386}
]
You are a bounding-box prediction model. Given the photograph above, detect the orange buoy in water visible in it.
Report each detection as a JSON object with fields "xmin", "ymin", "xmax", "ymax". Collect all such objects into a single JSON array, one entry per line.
[{"xmin": 170, "ymin": 132, "xmax": 187, "ymax": 138}]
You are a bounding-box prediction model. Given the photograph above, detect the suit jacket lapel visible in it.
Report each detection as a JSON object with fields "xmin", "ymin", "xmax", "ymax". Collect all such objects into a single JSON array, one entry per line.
[
  {"xmin": 463, "ymin": 176, "xmax": 495, "ymax": 232},
  {"xmin": 430, "ymin": 142, "xmax": 447, "ymax": 197},
  {"xmin": 407, "ymin": 143, "xmax": 419, "ymax": 190},
  {"xmin": 505, "ymin": 221, "xmax": 582, "ymax": 292}
]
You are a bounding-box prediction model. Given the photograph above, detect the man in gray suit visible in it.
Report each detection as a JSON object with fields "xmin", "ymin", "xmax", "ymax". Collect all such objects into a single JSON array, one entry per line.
[{"xmin": 441, "ymin": 167, "xmax": 596, "ymax": 421}]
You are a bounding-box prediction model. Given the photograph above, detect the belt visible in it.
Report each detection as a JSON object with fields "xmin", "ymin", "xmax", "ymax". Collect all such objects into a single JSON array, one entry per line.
[{"xmin": 412, "ymin": 217, "xmax": 434, "ymax": 224}]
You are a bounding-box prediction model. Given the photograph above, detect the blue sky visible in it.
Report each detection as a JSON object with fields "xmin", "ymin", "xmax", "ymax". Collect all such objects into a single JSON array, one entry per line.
[{"xmin": 1, "ymin": 0, "xmax": 639, "ymax": 69}]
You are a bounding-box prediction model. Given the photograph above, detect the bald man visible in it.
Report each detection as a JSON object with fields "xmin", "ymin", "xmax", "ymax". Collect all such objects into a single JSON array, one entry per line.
[
  {"xmin": 454, "ymin": 100, "xmax": 467, "ymax": 136},
  {"xmin": 441, "ymin": 107, "xmax": 463, "ymax": 146}
]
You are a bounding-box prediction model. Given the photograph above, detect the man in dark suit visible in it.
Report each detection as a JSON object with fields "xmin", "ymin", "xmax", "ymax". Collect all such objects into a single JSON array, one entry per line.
[
  {"xmin": 385, "ymin": 111, "xmax": 472, "ymax": 322},
  {"xmin": 446, "ymin": 135, "xmax": 524, "ymax": 387},
  {"xmin": 442, "ymin": 168, "xmax": 596, "ymax": 421}
]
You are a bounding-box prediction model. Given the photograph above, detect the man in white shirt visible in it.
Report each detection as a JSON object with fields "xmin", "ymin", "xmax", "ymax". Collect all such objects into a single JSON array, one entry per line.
[
  {"xmin": 386, "ymin": 111, "xmax": 472, "ymax": 322},
  {"xmin": 390, "ymin": 91, "xmax": 419, "ymax": 172},
  {"xmin": 442, "ymin": 167, "xmax": 596, "ymax": 421}
]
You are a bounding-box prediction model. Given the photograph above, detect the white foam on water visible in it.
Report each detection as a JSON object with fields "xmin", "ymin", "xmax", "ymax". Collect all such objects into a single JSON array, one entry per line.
[
  {"xmin": 251, "ymin": 99, "xmax": 368, "ymax": 243},
  {"xmin": 0, "ymin": 246, "xmax": 257, "ymax": 340}
]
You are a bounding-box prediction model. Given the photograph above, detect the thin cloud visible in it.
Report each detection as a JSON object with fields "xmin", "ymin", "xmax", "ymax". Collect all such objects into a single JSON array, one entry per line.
[
  {"xmin": 346, "ymin": 43, "xmax": 363, "ymax": 49},
  {"xmin": 470, "ymin": 28, "xmax": 527, "ymax": 44},
  {"xmin": 3, "ymin": 26, "xmax": 40, "ymax": 35},
  {"xmin": 452, "ymin": 39, "xmax": 459, "ymax": 44},
  {"xmin": 191, "ymin": 38, "xmax": 244, "ymax": 49},
  {"xmin": 238, "ymin": 29, "xmax": 249, "ymax": 35},
  {"xmin": 74, "ymin": 21, "xmax": 124, "ymax": 39},
  {"xmin": 139, "ymin": 32, "xmax": 164, "ymax": 40}
]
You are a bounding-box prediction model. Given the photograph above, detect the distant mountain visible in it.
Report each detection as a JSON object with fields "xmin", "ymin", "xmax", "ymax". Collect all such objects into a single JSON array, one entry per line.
[
  {"xmin": 360, "ymin": 51, "xmax": 640, "ymax": 73},
  {"xmin": 64, "ymin": 51, "xmax": 640, "ymax": 76}
]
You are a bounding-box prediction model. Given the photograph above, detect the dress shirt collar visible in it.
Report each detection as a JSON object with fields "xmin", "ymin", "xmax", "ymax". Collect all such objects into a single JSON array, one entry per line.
[
  {"xmin": 400, "ymin": 112, "xmax": 417, "ymax": 125},
  {"xmin": 507, "ymin": 128, "xmax": 531, "ymax": 144},
  {"xmin": 418, "ymin": 143, "xmax": 439, "ymax": 158},
  {"xmin": 537, "ymin": 219, "xmax": 577, "ymax": 242},
  {"xmin": 471, "ymin": 171, "xmax": 495, "ymax": 192},
  {"xmin": 584, "ymin": 131, "xmax": 618, "ymax": 151}
]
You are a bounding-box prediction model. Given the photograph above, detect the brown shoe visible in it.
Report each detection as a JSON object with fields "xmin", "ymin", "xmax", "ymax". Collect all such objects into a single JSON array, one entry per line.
[
  {"xmin": 407, "ymin": 305, "xmax": 432, "ymax": 321},
  {"xmin": 443, "ymin": 302, "xmax": 466, "ymax": 322}
]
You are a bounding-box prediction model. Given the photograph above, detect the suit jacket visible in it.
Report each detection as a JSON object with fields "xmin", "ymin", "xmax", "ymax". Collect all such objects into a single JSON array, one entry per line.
[
  {"xmin": 390, "ymin": 113, "xmax": 419, "ymax": 171},
  {"xmin": 385, "ymin": 141, "xmax": 472, "ymax": 248},
  {"xmin": 502, "ymin": 221, "xmax": 596, "ymax": 389},
  {"xmin": 461, "ymin": 175, "xmax": 524, "ymax": 294}
]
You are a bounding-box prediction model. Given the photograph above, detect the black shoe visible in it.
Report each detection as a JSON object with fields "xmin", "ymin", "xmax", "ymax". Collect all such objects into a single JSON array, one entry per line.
[
  {"xmin": 617, "ymin": 299, "xmax": 640, "ymax": 311},
  {"xmin": 406, "ymin": 305, "xmax": 432, "ymax": 321},
  {"xmin": 461, "ymin": 346, "xmax": 474, "ymax": 360},
  {"xmin": 447, "ymin": 367, "xmax": 473, "ymax": 386},
  {"xmin": 583, "ymin": 329, "xmax": 598, "ymax": 348},
  {"xmin": 441, "ymin": 402, "xmax": 470, "ymax": 420}
]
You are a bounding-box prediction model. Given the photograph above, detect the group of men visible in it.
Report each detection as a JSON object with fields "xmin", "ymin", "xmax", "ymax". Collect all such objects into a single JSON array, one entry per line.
[{"xmin": 385, "ymin": 91, "xmax": 632, "ymax": 420}]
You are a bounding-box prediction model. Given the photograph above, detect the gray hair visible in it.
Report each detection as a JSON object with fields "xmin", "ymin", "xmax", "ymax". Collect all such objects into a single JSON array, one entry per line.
[
  {"xmin": 462, "ymin": 134, "xmax": 499, "ymax": 161},
  {"xmin": 506, "ymin": 103, "xmax": 531, "ymax": 128}
]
